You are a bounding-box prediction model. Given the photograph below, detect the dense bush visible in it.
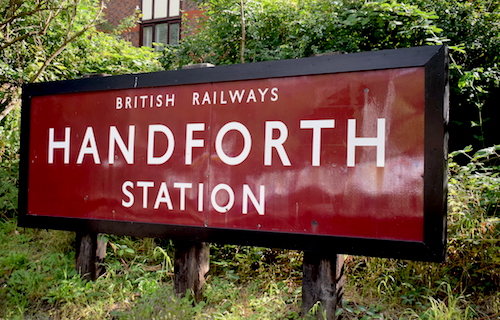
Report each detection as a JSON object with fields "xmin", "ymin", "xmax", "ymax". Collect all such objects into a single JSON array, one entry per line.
[
  {"xmin": 161, "ymin": 0, "xmax": 445, "ymax": 67},
  {"xmin": 0, "ymin": 0, "xmax": 162, "ymax": 120},
  {"xmin": 0, "ymin": 107, "xmax": 20, "ymax": 218}
]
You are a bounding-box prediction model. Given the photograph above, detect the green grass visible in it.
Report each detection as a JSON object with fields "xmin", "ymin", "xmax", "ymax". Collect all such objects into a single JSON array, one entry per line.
[
  {"xmin": 0, "ymin": 219, "xmax": 305, "ymax": 319},
  {"xmin": 0, "ymin": 214, "xmax": 499, "ymax": 319}
]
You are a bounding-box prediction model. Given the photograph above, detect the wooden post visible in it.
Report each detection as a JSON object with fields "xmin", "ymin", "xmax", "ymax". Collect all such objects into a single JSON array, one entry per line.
[
  {"xmin": 75, "ymin": 232, "xmax": 107, "ymax": 280},
  {"xmin": 172, "ymin": 62, "xmax": 213, "ymax": 302},
  {"xmin": 302, "ymin": 252, "xmax": 345, "ymax": 319},
  {"xmin": 74, "ymin": 73, "xmax": 110, "ymax": 281},
  {"xmin": 174, "ymin": 241, "xmax": 210, "ymax": 302}
]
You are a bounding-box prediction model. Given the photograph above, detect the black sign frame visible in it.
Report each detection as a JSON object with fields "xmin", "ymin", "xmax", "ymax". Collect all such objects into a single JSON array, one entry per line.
[{"xmin": 19, "ymin": 45, "xmax": 449, "ymax": 262}]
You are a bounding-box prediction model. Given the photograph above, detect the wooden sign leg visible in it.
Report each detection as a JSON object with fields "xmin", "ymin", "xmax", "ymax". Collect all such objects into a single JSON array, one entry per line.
[
  {"xmin": 172, "ymin": 63, "xmax": 213, "ymax": 303},
  {"xmin": 75, "ymin": 232, "xmax": 107, "ymax": 281},
  {"xmin": 74, "ymin": 75, "xmax": 110, "ymax": 281},
  {"xmin": 174, "ymin": 241, "xmax": 210, "ymax": 302},
  {"xmin": 302, "ymin": 252, "xmax": 345, "ymax": 319}
]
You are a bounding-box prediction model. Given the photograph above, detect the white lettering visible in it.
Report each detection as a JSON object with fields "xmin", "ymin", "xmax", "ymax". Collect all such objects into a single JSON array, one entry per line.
[
  {"xmin": 156, "ymin": 94, "xmax": 163, "ymax": 107},
  {"xmin": 109, "ymin": 125, "xmax": 135, "ymax": 164},
  {"xmin": 147, "ymin": 124, "xmax": 175, "ymax": 165},
  {"xmin": 154, "ymin": 182, "xmax": 173, "ymax": 209},
  {"xmin": 347, "ymin": 118, "xmax": 386, "ymax": 167},
  {"xmin": 77, "ymin": 127, "xmax": 100, "ymax": 164},
  {"xmin": 48, "ymin": 127, "xmax": 71, "ymax": 164},
  {"xmin": 201, "ymin": 92, "xmax": 211, "ymax": 105},
  {"xmin": 198, "ymin": 183, "xmax": 204, "ymax": 212},
  {"xmin": 165, "ymin": 94, "xmax": 175, "ymax": 107},
  {"xmin": 300, "ymin": 119, "xmax": 335, "ymax": 166},
  {"xmin": 116, "ymin": 97, "xmax": 123, "ymax": 109},
  {"xmin": 242, "ymin": 184, "xmax": 265, "ymax": 215},
  {"xmin": 229, "ymin": 90, "xmax": 245, "ymax": 103},
  {"xmin": 174, "ymin": 182, "xmax": 192, "ymax": 211},
  {"xmin": 246, "ymin": 89, "xmax": 257, "ymax": 103},
  {"xmin": 185, "ymin": 123, "xmax": 205, "ymax": 165},
  {"xmin": 139, "ymin": 95, "xmax": 148, "ymax": 108},
  {"xmin": 125, "ymin": 97, "xmax": 132, "ymax": 109},
  {"xmin": 220, "ymin": 91, "xmax": 227, "ymax": 104},
  {"xmin": 257, "ymin": 88, "xmax": 269, "ymax": 102},
  {"xmin": 121, "ymin": 181, "xmax": 134, "ymax": 207},
  {"xmin": 192, "ymin": 92, "xmax": 200, "ymax": 105},
  {"xmin": 121, "ymin": 181, "xmax": 266, "ymax": 213},
  {"xmin": 270, "ymin": 87, "xmax": 279, "ymax": 101},
  {"xmin": 137, "ymin": 181, "xmax": 154, "ymax": 209},
  {"xmin": 215, "ymin": 122, "xmax": 252, "ymax": 165},
  {"xmin": 264, "ymin": 121, "xmax": 291, "ymax": 166},
  {"xmin": 211, "ymin": 183, "xmax": 234, "ymax": 213}
]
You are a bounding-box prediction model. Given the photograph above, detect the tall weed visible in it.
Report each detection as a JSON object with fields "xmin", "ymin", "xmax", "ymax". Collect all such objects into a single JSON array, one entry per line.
[
  {"xmin": 447, "ymin": 145, "xmax": 500, "ymax": 294},
  {"xmin": 0, "ymin": 105, "xmax": 20, "ymax": 218}
]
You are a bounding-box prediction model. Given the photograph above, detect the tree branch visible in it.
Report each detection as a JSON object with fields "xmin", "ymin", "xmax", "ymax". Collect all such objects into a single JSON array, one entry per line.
[
  {"xmin": 1, "ymin": 2, "xmax": 68, "ymax": 49},
  {"xmin": 0, "ymin": 85, "xmax": 19, "ymax": 123},
  {"xmin": 240, "ymin": 0, "xmax": 245, "ymax": 64},
  {"xmin": 1, "ymin": 31, "xmax": 39, "ymax": 51},
  {"xmin": 29, "ymin": 1, "xmax": 105, "ymax": 83},
  {"xmin": 0, "ymin": 101, "xmax": 18, "ymax": 123},
  {"xmin": 0, "ymin": 2, "xmax": 52, "ymax": 30}
]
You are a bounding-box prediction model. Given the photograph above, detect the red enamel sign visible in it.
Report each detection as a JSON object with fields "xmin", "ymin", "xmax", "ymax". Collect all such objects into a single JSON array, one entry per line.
[{"xmin": 20, "ymin": 46, "xmax": 448, "ymax": 261}]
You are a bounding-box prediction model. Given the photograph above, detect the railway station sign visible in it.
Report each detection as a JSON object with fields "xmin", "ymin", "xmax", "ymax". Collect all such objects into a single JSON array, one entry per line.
[{"xmin": 19, "ymin": 46, "xmax": 448, "ymax": 261}]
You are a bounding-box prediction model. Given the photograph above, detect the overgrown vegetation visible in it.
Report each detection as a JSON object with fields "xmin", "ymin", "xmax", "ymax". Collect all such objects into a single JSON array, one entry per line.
[
  {"xmin": 0, "ymin": 107, "xmax": 19, "ymax": 218},
  {"xmin": 1, "ymin": 0, "xmax": 162, "ymax": 122},
  {"xmin": 1, "ymin": 0, "xmax": 500, "ymax": 318},
  {"xmin": 162, "ymin": 0, "xmax": 446, "ymax": 66}
]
